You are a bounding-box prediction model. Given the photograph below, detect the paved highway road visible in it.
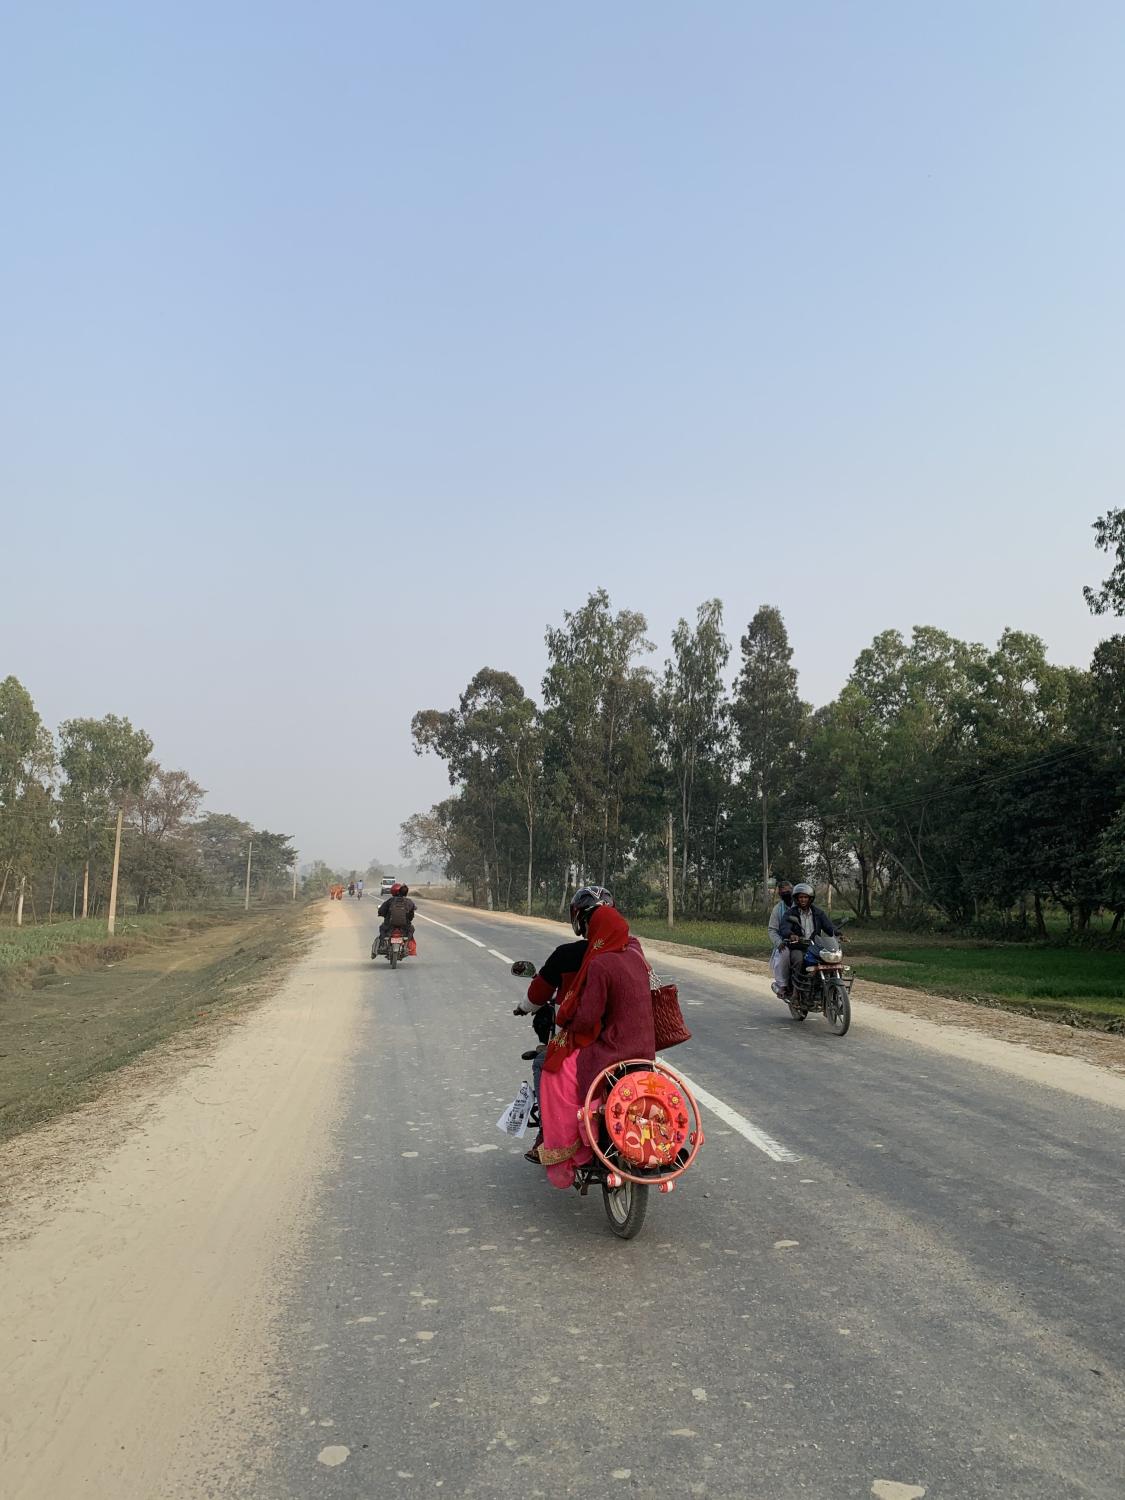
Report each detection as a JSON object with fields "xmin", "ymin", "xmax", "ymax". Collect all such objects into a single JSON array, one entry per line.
[{"xmin": 253, "ymin": 899, "xmax": 1124, "ymax": 1499}]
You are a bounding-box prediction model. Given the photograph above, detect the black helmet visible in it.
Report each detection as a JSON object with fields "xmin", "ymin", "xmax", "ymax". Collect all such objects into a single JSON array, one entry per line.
[
  {"xmin": 399, "ymin": 883, "xmax": 410, "ymax": 896},
  {"xmin": 570, "ymin": 884, "xmax": 614, "ymax": 937}
]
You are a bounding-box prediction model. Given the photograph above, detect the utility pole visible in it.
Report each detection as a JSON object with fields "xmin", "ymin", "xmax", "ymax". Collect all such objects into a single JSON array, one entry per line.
[
  {"xmin": 666, "ymin": 812, "xmax": 675, "ymax": 928},
  {"xmin": 292, "ymin": 857, "xmax": 298, "ymax": 901},
  {"xmin": 16, "ymin": 875, "xmax": 26, "ymax": 928},
  {"xmin": 107, "ymin": 807, "xmax": 124, "ymax": 936},
  {"xmin": 244, "ymin": 839, "xmax": 253, "ymax": 911}
]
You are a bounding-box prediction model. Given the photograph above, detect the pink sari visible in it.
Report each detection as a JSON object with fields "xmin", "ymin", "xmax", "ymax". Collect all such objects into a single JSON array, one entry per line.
[{"xmin": 538, "ymin": 1050, "xmax": 593, "ymax": 1189}]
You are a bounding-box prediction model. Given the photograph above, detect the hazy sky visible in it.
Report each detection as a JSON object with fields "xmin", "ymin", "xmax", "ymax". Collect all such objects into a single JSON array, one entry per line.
[{"xmin": 2, "ymin": 2, "xmax": 1122, "ymax": 867}]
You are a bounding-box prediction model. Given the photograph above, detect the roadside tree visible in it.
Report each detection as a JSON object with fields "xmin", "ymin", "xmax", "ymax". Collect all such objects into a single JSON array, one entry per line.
[
  {"xmin": 731, "ymin": 606, "xmax": 807, "ymax": 906},
  {"xmin": 58, "ymin": 714, "xmax": 153, "ymax": 917}
]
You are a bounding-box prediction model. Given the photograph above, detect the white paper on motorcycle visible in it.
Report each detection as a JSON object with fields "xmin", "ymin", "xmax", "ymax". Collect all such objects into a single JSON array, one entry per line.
[{"xmin": 496, "ymin": 1081, "xmax": 534, "ymax": 1138}]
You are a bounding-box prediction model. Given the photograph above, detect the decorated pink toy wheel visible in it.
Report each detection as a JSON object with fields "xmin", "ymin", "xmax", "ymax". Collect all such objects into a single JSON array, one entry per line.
[
  {"xmin": 605, "ymin": 1070, "xmax": 690, "ymax": 1167},
  {"xmin": 578, "ymin": 1058, "xmax": 704, "ymax": 1186}
]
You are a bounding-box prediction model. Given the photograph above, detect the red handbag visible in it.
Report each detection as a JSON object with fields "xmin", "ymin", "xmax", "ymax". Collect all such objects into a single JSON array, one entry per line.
[{"xmin": 647, "ymin": 964, "xmax": 691, "ymax": 1050}]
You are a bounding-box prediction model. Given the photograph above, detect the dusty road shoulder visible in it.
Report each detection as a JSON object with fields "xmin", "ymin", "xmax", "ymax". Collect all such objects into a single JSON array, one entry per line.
[{"xmin": 0, "ymin": 899, "xmax": 363, "ymax": 1500}]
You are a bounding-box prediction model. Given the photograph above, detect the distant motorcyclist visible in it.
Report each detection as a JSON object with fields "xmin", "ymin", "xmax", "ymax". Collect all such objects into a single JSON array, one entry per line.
[
  {"xmin": 377, "ymin": 882, "xmax": 416, "ymax": 944},
  {"xmin": 348, "ymin": 881, "xmax": 356, "ymax": 898},
  {"xmin": 775, "ymin": 882, "xmax": 836, "ymax": 998},
  {"xmin": 512, "ymin": 885, "xmax": 611, "ymax": 1163},
  {"xmin": 356, "ymin": 878, "xmax": 364, "ymax": 899}
]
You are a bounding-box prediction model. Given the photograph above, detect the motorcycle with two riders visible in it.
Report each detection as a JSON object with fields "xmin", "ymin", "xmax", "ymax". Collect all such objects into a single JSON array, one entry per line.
[
  {"xmin": 371, "ymin": 884, "xmax": 417, "ymax": 969},
  {"xmin": 505, "ymin": 888, "xmax": 704, "ymax": 1241},
  {"xmin": 772, "ymin": 883, "xmax": 853, "ymax": 1035}
]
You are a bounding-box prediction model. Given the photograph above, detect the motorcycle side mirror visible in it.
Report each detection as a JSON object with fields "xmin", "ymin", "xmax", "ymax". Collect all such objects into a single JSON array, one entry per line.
[{"xmin": 510, "ymin": 959, "xmax": 538, "ymax": 978}]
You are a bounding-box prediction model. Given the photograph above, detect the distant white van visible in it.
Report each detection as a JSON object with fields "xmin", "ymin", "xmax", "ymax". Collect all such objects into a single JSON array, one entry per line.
[{"xmin": 379, "ymin": 875, "xmax": 396, "ymax": 895}]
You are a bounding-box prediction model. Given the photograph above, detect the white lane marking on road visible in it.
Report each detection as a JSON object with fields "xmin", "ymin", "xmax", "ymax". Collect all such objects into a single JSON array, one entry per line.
[
  {"xmin": 417, "ymin": 913, "xmax": 486, "ymax": 946},
  {"xmin": 488, "ymin": 947, "xmax": 514, "ymax": 963},
  {"xmin": 659, "ymin": 1059, "xmax": 801, "ymax": 1162}
]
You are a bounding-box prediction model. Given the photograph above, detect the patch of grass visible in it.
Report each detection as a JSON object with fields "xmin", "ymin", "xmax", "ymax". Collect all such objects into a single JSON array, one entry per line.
[
  {"xmin": 631, "ymin": 918, "xmax": 774, "ymax": 962},
  {"xmin": 0, "ymin": 913, "xmax": 209, "ymax": 981},
  {"xmin": 0, "ymin": 902, "xmax": 317, "ymax": 1143},
  {"xmin": 866, "ymin": 945, "xmax": 1125, "ymax": 1017}
]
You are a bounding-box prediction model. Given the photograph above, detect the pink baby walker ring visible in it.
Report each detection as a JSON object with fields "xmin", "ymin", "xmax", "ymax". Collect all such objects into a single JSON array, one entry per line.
[{"xmin": 577, "ymin": 1057, "xmax": 705, "ymax": 1188}]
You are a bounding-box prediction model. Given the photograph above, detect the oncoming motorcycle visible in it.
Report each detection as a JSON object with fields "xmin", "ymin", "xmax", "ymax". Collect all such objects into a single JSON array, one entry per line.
[
  {"xmin": 782, "ymin": 927, "xmax": 854, "ymax": 1035},
  {"xmin": 507, "ymin": 960, "xmax": 704, "ymax": 1240}
]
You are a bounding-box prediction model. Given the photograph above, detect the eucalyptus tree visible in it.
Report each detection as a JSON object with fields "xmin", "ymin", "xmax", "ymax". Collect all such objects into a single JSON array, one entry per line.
[
  {"xmin": 844, "ymin": 625, "xmax": 983, "ymax": 916},
  {"xmin": 0, "ymin": 676, "xmax": 56, "ymax": 917},
  {"xmin": 731, "ymin": 606, "xmax": 807, "ymax": 906},
  {"xmin": 1084, "ymin": 507, "xmax": 1125, "ymax": 616},
  {"xmin": 412, "ymin": 668, "xmax": 539, "ymax": 908},
  {"xmin": 58, "ymin": 714, "xmax": 153, "ymax": 916},
  {"xmin": 249, "ymin": 830, "xmax": 298, "ymax": 895},
  {"xmin": 658, "ymin": 599, "xmax": 730, "ymax": 911},
  {"xmin": 540, "ymin": 589, "xmax": 656, "ymax": 893},
  {"xmin": 192, "ymin": 812, "xmax": 255, "ymax": 894}
]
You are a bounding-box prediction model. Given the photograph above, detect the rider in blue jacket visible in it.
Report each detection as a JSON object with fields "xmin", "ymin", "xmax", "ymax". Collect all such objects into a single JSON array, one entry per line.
[{"xmin": 775, "ymin": 883, "xmax": 836, "ymax": 998}]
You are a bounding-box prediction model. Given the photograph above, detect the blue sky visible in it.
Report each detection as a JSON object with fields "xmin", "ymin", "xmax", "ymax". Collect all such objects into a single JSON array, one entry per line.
[{"xmin": 2, "ymin": 2, "xmax": 1122, "ymax": 866}]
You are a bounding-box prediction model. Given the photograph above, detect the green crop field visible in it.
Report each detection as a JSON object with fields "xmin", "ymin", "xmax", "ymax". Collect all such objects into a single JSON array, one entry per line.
[
  {"xmin": 631, "ymin": 918, "xmax": 774, "ymax": 962},
  {"xmin": 861, "ymin": 943, "xmax": 1125, "ymax": 1019}
]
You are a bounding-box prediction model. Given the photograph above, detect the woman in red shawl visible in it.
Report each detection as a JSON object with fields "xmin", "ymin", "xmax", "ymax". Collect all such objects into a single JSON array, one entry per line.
[{"xmin": 538, "ymin": 903, "xmax": 655, "ymax": 1189}]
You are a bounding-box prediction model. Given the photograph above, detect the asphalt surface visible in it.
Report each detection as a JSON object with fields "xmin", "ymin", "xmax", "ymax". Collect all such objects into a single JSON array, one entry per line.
[{"xmin": 256, "ymin": 899, "xmax": 1125, "ymax": 1500}]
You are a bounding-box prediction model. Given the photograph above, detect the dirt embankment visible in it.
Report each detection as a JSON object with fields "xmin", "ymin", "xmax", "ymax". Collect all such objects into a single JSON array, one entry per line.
[{"xmin": 0, "ymin": 902, "xmax": 318, "ymax": 1144}]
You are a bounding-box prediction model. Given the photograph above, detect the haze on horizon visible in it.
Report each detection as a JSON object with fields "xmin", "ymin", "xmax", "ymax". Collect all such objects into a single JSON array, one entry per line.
[{"xmin": 2, "ymin": 2, "xmax": 1122, "ymax": 869}]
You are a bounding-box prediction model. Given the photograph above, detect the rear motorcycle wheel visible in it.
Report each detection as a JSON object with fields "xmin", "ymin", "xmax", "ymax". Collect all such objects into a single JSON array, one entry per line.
[
  {"xmin": 389, "ymin": 946, "xmax": 398, "ymax": 970},
  {"xmin": 825, "ymin": 979, "xmax": 851, "ymax": 1035},
  {"xmin": 602, "ymin": 1177, "xmax": 649, "ymax": 1240},
  {"xmin": 787, "ymin": 997, "xmax": 808, "ymax": 1022}
]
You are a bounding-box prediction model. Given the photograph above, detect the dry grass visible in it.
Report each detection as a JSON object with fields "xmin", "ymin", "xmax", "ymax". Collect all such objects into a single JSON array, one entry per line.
[{"xmin": 0, "ymin": 903, "xmax": 318, "ymax": 1142}]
